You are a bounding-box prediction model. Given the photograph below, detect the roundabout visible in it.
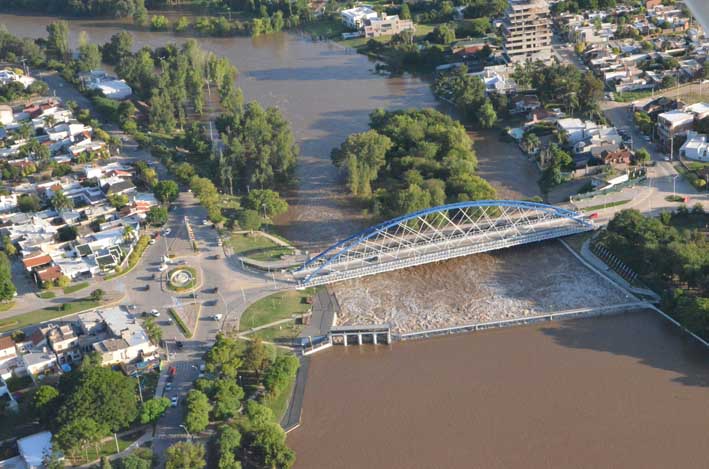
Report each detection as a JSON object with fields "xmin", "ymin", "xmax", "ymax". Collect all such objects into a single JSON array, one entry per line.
[{"xmin": 167, "ymin": 266, "xmax": 198, "ymax": 292}]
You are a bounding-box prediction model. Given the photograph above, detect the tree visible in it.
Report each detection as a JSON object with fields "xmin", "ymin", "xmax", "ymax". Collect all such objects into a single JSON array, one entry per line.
[
  {"xmin": 244, "ymin": 401, "xmax": 275, "ymax": 427},
  {"xmin": 2, "ymin": 235, "xmax": 16, "ymax": 257},
  {"xmin": 153, "ymin": 180, "xmax": 180, "ymax": 204},
  {"xmin": 0, "ymin": 252, "xmax": 16, "ymax": 302},
  {"xmin": 251, "ymin": 422, "xmax": 295, "ymax": 469},
  {"xmin": 56, "ymin": 360, "xmax": 139, "ymax": 432},
  {"xmin": 243, "ymin": 190, "xmax": 288, "ymax": 218},
  {"xmin": 237, "ymin": 209, "xmax": 262, "ymax": 232},
  {"xmin": 400, "ymin": 3, "xmax": 411, "ymax": 20},
  {"xmin": 263, "ymin": 354, "xmax": 299, "ymax": 396},
  {"xmin": 57, "ymin": 225, "xmax": 78, "ymax": 242},
  {"xmin": 185, "ymin": 390, "xmax": 211, "ymax": 433},
  {"xmin": 634, "ymin": 148, "xmax": 651, "ymax": 165},
  {"xmin": 55, "ymin": 275, "xmax": 71, "ymax": 288},
  {"xmin": 174, "ymin": 163, "xmax": 196, "ymax": 185},
  {"xmin": 32, "ymin": 385, "xmax": 60, "ymax": 425},
  {"xmin": 17, "ymin": 194, "xmax": 41, "ymax": 212},
  {"xmin": 331, "ymin": 130, "xmax": 393, "ymax": 196},
  {"xmin": 122, "ymin": 225, "xmax": 135, "ymax": 242},
  {"xmin": 476, "ymin": 100, "xmax": 497, "ymax": 129},
  {"xmin": 46, "ymin": 21, "xmax": 70, "ymax": 60},
  {"xmin": 133, "ymin": 0, "xmax": 149, "ymax": 26},
  {"xmin": 522, "ymin": 132, "xmax": 541, "ymax": 154},
  {"xmin": 143, "ymin": 316, "xmax": 162, "ymax": 345},
  {"xmin": 218, "ymin": 426, "xmax": 242, "ymax": 458},
  {"xmin": 102, "ymin": 31, "xmax": 133, "ymax": 65},
  {"xmin": 121, "ymin": 449, "xmax": 153, "ymax": 469},
  {"xmin": 108, "ymin": 193, "xmax": 129, "ymax": 209},
  {"xmin": 205, "ymin": 334, "xmax": 244, "ymax": 379},
  {"xmin": 55, "ymin": 417, "xmax": 109, "ymax": 462},
  {"xmin": 243, "ymin": 338, "xmax": 274, "ymax": 376},
  {"xmin": 51, "ymin": 190, "xmax": 74, "ymax": 211},
  {"xmin": 165, "ymin": 442, "xmax": 205, "ymax": 469},
  {"xmin": 90, "ymin": 289, "xmax": 105, "ymax": 301},
  {"xmin": 78, "ymin": 31, "xmax": 102, "ymax": 72},
  {"xmin": 213, "ymin": 379, "xmax": 245, "ymax": 421},
  {"xmin": 146, "ymin": 206, "xmax": 168, "ymax": 226},
  {"xmin": 661, "ymin": 74, "xmax": 677, "ymax": 89},
  {"xmin": 139, "ymin": 397, "xmax": 171, "ymax": 425},
  {"xmin": 101, "ymin": 456, "xmax": 112, "ymax": 469},
  {"xmin": 430, "ymin": 24, "xmax": 456, "ymax": 44}
]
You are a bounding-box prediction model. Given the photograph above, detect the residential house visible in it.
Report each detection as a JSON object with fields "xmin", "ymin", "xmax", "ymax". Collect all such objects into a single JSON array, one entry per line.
[
  {"xmin": 16, "ymin": 432, "xmax": 58, "ymax": 469},
  {"xmin": 656, "ymin": 110, "xmax": 695, "ymax": 149},
  {"xmin": 680, "ymin": 131, "xmax": 709, "ymax": 162},
  {"xmin": 0, "ymin": 336, "xmax": 17, "ymax": 370},
  {"xmin": 364, "ymin": 15, "xmax": 415, "ymax": 38},
  {"xmin": 512, "ymin": 95, "xmax": 542, "ymax": 113},
  {"xmin": 0, "ymin": 104, "xmax": 13, "ymax": 125},
  {"xmin": 47, "ymin": 325, "xmax": 81, "ymax": 365},
  {"xmin": 18, "ymin": 348, "xmax": 57, "ymax": 376},
  {"xmin": 91, "ymin": 307, "xmax": 157, "ymax": 365},
  {"xmin": 80, "ymin": 70, "xmax": 133, "ymax": 100},
  {"xmin": 341, "ymin": 5, "xmax": 378, "ymax": 29},
  {"xmin": 598, "ymin": 148, "xmax": 633, "ymax": 165}
]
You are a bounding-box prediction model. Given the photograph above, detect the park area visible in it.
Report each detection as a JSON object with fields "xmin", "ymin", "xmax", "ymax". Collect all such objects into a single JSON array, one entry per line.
[
  {"xmin": 228, "ymin": 232, "xmax": 295, "ymax": 262},
  {"xmin": 239, "ymin": 289, "xmax": 316, "ymax": 342}
]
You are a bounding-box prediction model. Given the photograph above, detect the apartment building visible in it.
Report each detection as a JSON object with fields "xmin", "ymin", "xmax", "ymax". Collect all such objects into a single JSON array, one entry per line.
[{"xmin": 502, "ymin": 0, "xmax": 552, "ymax": 63}]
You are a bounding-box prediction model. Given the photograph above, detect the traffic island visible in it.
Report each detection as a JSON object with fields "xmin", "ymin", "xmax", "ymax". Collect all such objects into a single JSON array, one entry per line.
[
  {"xmin": 166, "ymin": 266, "xmax": 198, "ymax": 292},
  {"xmin": 168, "ymin": 303, "xmax": 201, "ymax": 339}
]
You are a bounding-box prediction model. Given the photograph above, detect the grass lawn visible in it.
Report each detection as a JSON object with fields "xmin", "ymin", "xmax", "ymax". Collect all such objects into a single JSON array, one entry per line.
[
  {"xmin": 613, "ymin": 90, "xmax": 654, "ymax": 103},
  {"xmin": 63, "ymin": 281, "xmax": 89, "ymax": 294},
  {"xmin": 562, "ymin": 231, "xmax": 594, "ymax": 254},
  {"xmin": 168, "ymin": 307, "xmax": 193, "ymax": 338},
  {"xmin": 229, "ymin": 232, "xmax": 294, "ymax": 262},
  {"xmin": 261, "ymin": 352, "xmax": 299, "ymax": 422},
  {"xmin": 0, "ymin": 298, "xmax": 102, "ymax": 333},
  {"xmin": 239, "ymin": 289, "xmax": 315, "ymax": 332},
  {"xmin": 65, "ymin": 432, "xmax": 139, "ymax": 466},
  {"xmin": 251, "ymin": 322, "xmax": 304, "ymax": 342},
  {"xmin": 580, "ymin": 199, "xmax": 631, "ymax": 212},
  {"xmin": 301, "ymin": 18, "xmax": 349, "ymax": 39},
  {"xmin": 38, "ymin": 291, "xmax": 56, "ymax": 299},
  {"xmin": 0, "ymin": 301, "xmax": 15, "ymax": 311}
]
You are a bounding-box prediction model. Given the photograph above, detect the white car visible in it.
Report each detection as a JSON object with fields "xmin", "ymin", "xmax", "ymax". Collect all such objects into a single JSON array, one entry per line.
[
  {"xmin": 150, "ymin": 309, "xmax": 160, "ymax": 317},
  {"xmin": 158, "ymin": 264, "xmax": 168, "ymax": 272},
  {"xmin": 171, "ymin": 396, "xmax": 178, "ymax": 407},
  {"xmin": 164, "ymin": 228, "xmax": 171, "ymax": 235},
  {"xmin": 202, "ymin": 219, "xmax": 209, "ymax": 226},
  {"xmin": 149, "ymin": 239, "xmax": 156, "ymax": 245},
  {"xmin": 165, "ymin": 382, "xmax": 172, "ymax": 392}
]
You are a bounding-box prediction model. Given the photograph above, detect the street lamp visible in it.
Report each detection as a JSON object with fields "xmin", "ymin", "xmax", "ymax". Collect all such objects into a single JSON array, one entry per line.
[
  {"xmin": 179, "ymin": 425, "xmax": 193, "ymax": 440},
  {"xmin": 672, "ymin": 174, "xmax": 679, "ymax": 199}
]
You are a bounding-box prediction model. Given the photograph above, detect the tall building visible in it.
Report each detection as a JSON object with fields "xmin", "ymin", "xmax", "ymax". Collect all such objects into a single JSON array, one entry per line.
[{"xmin": 502, "ymin": 0, "xmax": 553, "ymax": 63}]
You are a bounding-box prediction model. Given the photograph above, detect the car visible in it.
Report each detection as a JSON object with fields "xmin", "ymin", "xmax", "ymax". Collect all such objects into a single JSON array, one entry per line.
[
  {"xmin": 214, "ymin": 314, "xmax": 223, "ymax": 321},
  {"xmin": 664, "ymin": 156, "xmax": 671, "ymax": 161},
  {"xmin": 158, "ymin": 264, "xmax": 169, "ymax": 272},
  {"xmin": 165, "ymin": 382, "xmax": 172, "ymax": 392},
  {"xmin": 164, "ymin": 228, "xmax": 171, "ymax": 235},
  {"xmin": 202, "ymin": 219, "xmax": 210, "ymax": 225},
  {"xmin": 176, "ymin": 341, "xmax": 184, "ymax": 348},
  {"xmin": 149, "ymin": 239, "xmax": 156, "ymax": 245},
  {"xmin": 171, "ymin": 396, "xmax": 178, "ymax": 407},
  {"xmin": 150, "ymin": 309, "xmax": 160, "ymax": 317}
]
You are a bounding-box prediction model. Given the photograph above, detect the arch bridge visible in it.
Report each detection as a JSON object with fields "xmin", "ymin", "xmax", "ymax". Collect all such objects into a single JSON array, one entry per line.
[{"xmin": 293, "ymin": 200, "xmax": 594, "ymax": 287}]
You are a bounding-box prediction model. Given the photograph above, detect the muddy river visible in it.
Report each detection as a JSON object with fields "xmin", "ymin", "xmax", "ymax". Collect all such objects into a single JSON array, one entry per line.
[
  {"xmin": 0, "ymin": 13, "xmax": 437, "ymax": 249},
  {"xmin": 288, "ymin": 310, "xmax": 709, "ymax": 469}
]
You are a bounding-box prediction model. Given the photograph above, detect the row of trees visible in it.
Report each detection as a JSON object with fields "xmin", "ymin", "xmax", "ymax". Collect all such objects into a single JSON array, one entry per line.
[
  {"xmin": 172, "ymin": 335, "xmax": 298, "ymax": 468},
  {"xmin": 0, "ymin": 252, "xmax": 16, "ymax": 302},
  {"xmin": 599, "ymin": 208, "xmax": 708, "ymax": 338},
  {"xmin": 332, "ymin": 108, "xmax": 496, "ymax": 218},
  {"xmin": 1, "ymin": 0, "xmax": 146, "ymax": 18}
]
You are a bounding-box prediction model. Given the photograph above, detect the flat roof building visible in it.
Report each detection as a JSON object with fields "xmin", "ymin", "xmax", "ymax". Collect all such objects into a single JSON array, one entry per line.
[{"xmin": 502, "ymin": 0, "xmax": 552, "ymax": 63}]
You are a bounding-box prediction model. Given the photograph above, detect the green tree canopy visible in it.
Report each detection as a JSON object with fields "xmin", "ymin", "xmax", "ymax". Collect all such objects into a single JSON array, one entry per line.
[
  {"xmin": 242, "ymin": 189, "xmax": 288, "ymax": 218},
  {"xmin": 165, "ymin": 442, "xmax": 206, "ymax": 469},
  {"xmin": 185, "ymin": 390, "xmax": 212, "ymax": 433}
]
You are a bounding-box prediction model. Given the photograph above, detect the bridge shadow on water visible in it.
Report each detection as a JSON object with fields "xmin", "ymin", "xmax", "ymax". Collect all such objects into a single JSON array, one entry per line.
[{"xmin": 539, "ymin": 310, "xmax": 709, "ymax": 389}]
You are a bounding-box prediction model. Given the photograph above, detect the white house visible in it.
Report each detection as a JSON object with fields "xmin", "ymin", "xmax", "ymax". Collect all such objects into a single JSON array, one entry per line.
[
  {"xmin": 91, "ymin": 308, "xmax": 157, "ymax": 365},
  {"xmin": 680, "ymin": 131, "xmax": 709, "ymax": 162},
  {"xmin": 341, "ymin": 5, "xmax": 378, "ymax": 29}
]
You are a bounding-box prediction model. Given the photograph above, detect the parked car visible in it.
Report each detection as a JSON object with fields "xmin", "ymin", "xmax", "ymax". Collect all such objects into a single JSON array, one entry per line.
[
  {"xmin": 158, "ymin": 264, "xmax": 169, "ymax": 272},
  {"xmin": 214, "ymin": 314, "xmax": 223, "ymax": 321},
  {"xmin": 164, "ymin": 228, "xmax": 171, "ymax": 235},
  {"xmin": 171, "ymin": 396, "xmax": 178, "ymax": 407},
  {"xmin": 149, "ymin": 239, "xmax": 156, "ymax": 245},
  {"xmin": 165, "ymin": 382, "xmax": 172, "ymax": 392},
  {"xmin": 176, "ymin": 341, "xmax": 184, "ymax": 349},
  {"xmin": 150, "ymin": 309, "xmax": 160, "ymax": 317},
  {"xmin": 202, "ymin": 219, "xmax": 210, "ymax": 225}
]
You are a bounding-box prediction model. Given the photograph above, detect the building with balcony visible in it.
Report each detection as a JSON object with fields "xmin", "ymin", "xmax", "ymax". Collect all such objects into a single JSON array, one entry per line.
[{"xmin": 502, "ymin": 0, "xmax": 552, "ymax": 63}]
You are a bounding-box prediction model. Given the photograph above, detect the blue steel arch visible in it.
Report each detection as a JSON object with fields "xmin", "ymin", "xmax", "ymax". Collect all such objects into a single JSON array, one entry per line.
[{"xmin": 295, "ymin": 200, "xmax": 592, "ymax": 285}]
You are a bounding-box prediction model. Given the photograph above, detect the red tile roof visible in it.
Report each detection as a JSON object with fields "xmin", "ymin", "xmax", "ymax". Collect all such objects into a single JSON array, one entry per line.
[
  {"xmin": 0, "ymin": 335, "xmax": 15, "ymax": 352},
  {"xmin": 37, "ymin": 265, "xmax": 62, "ymax": 283},
  {"xmin": 22, "ymin": 255, "xmax": 52, "ymax": 270}
]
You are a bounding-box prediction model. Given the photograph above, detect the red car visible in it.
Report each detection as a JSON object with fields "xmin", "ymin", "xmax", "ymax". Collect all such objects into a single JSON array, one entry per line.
[
  {"xmin": 588, "ymin": 212, "xmax": 599, "ymax": 220},
  {"xmin": 169, "ymin": 366, "xmax": 177, "ymax": 377}
]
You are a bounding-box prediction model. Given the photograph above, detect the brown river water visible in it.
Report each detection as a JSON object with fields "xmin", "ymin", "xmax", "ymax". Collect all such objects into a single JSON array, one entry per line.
[
  {"xmin": 288, "ymin": 310, "xmax": 709, "ymax": 469},
  {"xmin": 0, "ymin": 13, "xmax": 437, "ymax": 249}
]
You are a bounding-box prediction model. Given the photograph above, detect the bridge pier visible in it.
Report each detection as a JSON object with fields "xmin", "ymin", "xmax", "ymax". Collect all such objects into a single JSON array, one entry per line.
[{"xmin": 330, "ymin": 325, "xmax": 391, "ymax": 347}]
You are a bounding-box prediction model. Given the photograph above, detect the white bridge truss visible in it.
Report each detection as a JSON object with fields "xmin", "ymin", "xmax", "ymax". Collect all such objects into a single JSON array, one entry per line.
[{"xmin": 293, "ymin": 200, "xmax": 594, "ymax": 287}]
